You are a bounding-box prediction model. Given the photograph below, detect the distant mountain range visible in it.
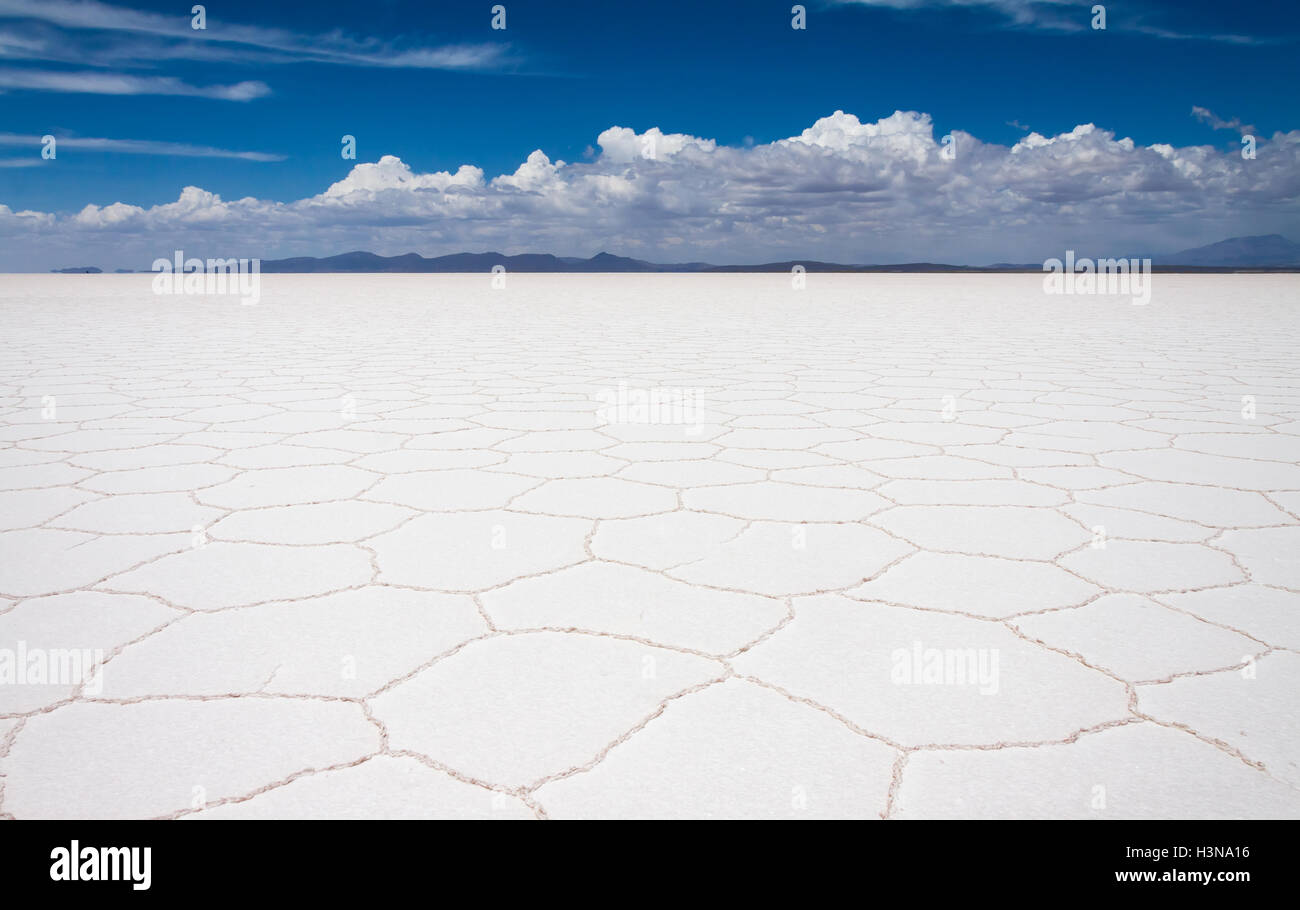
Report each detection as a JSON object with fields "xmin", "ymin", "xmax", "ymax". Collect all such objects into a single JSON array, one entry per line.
[
  {"xmin": 257, "ymin": 235, "xmax": 1300, "ymax": 272},
  {"xmin": 1158, "ymin": 234, "xmax": 1300, "ymax": 267},
  {"xmin": 52, "ymin": 235, "xmax": 1300, "ymax": 274},
  {"xmin": 257, "ymin": 251, "xmax": 992, "ymax": 273},
  {"xmin": 261, "ymin": 250, "xmax": 716, "ymax": 273}
]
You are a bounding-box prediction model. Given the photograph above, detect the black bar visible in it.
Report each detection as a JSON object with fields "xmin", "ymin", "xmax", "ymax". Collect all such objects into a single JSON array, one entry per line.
[{"xmin": 0, "ymin": 820, "xmax": 1288, "ymax": 897}]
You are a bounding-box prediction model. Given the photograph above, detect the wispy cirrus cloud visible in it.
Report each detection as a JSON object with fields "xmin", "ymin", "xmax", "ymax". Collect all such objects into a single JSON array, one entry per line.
[
  {"xmin": 0, "ymin": 132, "xmax": 285, "ymax": 161},
  {"xmin": 1191, "ymin": 106, "xmax": 1257, "ymax": 137},
  {"xmin": 0, "ymin": 0, "xmax": 512, "ymax": 70},
  {"xmin": 832, "ymin": 0, "xmax": 1091, "ymax": 30},
  {"xmin": 0, "ymin": 68, "xmax": 269, "ymax": 99},
  {"xmin": 1129, "ymin": 24, "xmax": 1283, "ymax": 45},
  {"xmin": 0, "ymin": 25, "xmax": 41, "ymax": 51},
  {"xmin": 832, "ymin": 0, "xmax": 1285, "ymax": 43}
]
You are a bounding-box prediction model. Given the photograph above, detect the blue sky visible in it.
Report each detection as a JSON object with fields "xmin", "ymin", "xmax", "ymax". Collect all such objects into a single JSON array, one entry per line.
[{"xmin": 0, "ymin": 0, "xmax": 1297, "ymax": 268}]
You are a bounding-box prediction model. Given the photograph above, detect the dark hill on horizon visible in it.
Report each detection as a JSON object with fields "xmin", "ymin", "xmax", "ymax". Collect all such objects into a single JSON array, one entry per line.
[{"xmin": 1157, "ymin": 234, "xmax": 1300, "ymax": 267}]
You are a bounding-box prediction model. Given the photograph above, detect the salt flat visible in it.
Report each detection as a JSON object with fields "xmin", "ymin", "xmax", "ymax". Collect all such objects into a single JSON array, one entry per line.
[{"xmin": 1, "ymin": 272, "xmax": 1298, "ymax": 819}]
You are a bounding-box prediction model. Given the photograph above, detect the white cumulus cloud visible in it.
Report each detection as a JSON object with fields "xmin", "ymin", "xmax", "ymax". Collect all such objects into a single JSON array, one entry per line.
[{"xmin": 2, "ymin": 109, "xmax": 1297, "ymax": 270}]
